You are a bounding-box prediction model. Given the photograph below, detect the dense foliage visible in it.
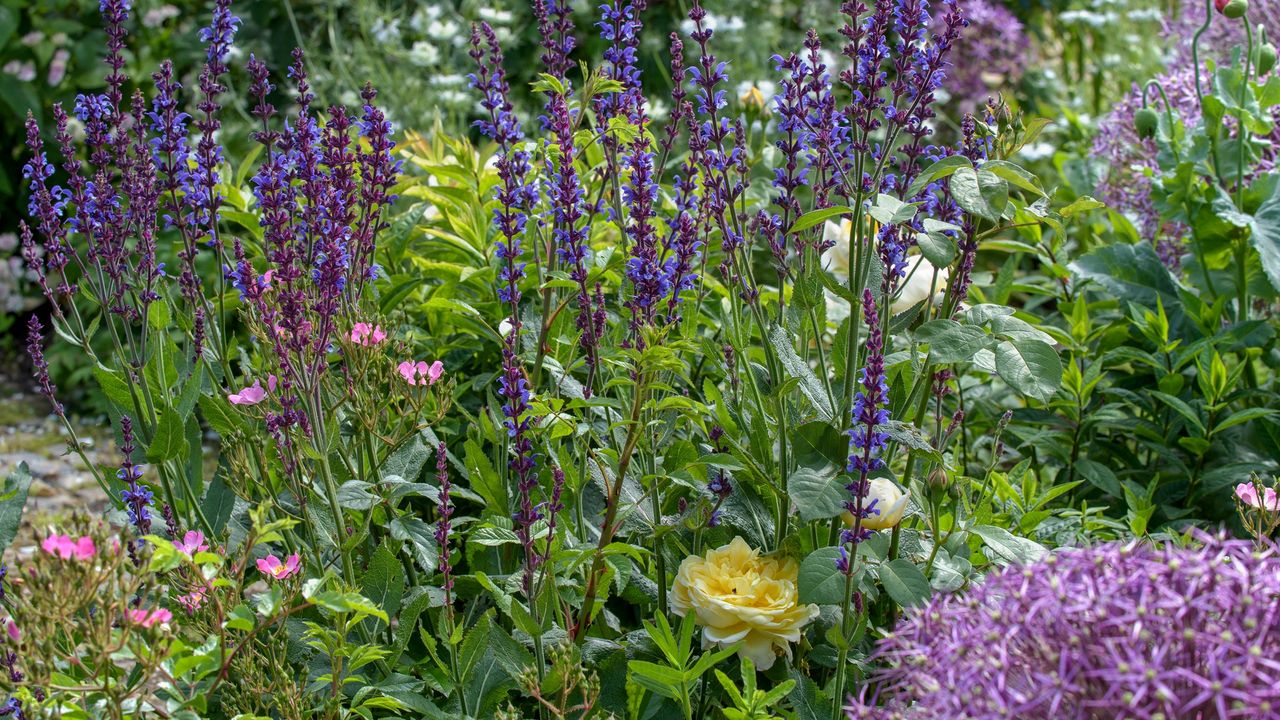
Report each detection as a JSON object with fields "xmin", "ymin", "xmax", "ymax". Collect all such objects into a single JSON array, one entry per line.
[{"xmin": 0, "ymin": 0, "xmax": 1278, "ymax": 718}]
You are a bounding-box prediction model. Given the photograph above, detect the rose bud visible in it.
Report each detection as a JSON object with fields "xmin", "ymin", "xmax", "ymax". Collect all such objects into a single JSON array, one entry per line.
[
  {"xmin": 1220, "ymin": 0, "xmax": 1248, "ymax": 18},
  {"xmin": 1258, "ymin": 41, "xmax": 1277, "ymax": 76}
]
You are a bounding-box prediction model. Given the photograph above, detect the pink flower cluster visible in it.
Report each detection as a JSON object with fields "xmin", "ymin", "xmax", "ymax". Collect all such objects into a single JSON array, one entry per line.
[
  {"xmin": 256, "ymin": 553, "xmax": 301, "ymax": 580},
  {"xmin": 349, "ymin": 322, "xmax": 387, "ymax": 346},
  {"xmin": 227, "ymin": 375, "xmax": 277, "ymax": 406},
  {"xmin": 1236, "ymin": 482, "xmax": 1280, "ymax": 511},
  {"xmin": 40, "ymin": 534, "xmax": 96, "ymax": 560},
  {"xmin": 398, "ymin": 360, "xmax": 444, "ymax": 386},
  {"xmin": 127, "ymin": 607, "xmax": 173, "ymax": 629}
]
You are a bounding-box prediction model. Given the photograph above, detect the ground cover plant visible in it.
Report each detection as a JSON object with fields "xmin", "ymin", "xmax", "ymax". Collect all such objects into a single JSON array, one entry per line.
[{"xmin": 0, "ymin": 0, "xmax": 1278, "ymax": 718}]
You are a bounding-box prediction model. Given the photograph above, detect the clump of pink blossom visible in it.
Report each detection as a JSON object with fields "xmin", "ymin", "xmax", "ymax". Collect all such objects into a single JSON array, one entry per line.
[
  {"xmin": 397, "ymin": 360, "xmax": 444, "ymax": 386},
  {"xmin": 349, "ymin": 322, "xmax": 387, "ymax": 346},
  {"xmin": 847, "ymin": 534, "xmax": 1280, "ymax": 719},
  {"xmin": 40, "ymin": 534, "xmax": 96, "ymax": 561},
  {"xmin": 127, "ymin": 607, "xmax": 173, "ymax": 629}
]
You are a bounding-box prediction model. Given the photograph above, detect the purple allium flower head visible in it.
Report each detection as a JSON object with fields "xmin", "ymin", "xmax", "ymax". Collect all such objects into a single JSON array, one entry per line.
[
  {"xmin": 936, "ymin": 0, "xmax": 1030, "ymax": 114},
  {"xmin": 848, "ymin": 535, "xmax": 1280, "ymax": 719}
]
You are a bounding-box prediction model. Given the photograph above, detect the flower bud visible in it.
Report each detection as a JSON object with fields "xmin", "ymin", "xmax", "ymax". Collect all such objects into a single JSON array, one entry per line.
[
  {"xmin": 1258, "ymin": 42, "xmax": 1277, "ymax": 76},
  {"xmin": 1134, "ymin": 108, "xmax": 1159, "ymax": 140},
  {"xmin": 1219, "ymin": 0, "xmax": 1248, "ymax": 18}
]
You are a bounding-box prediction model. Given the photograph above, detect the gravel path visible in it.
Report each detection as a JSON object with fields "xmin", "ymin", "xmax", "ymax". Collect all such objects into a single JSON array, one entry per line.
[{"xmin": 0, "ymin": 378, "xmax": 113, "ymax": 552}]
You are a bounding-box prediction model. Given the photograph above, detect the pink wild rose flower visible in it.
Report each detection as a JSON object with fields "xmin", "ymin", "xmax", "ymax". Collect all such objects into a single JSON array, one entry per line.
[
  {"xmin": 173, "ymin": 530, "xmax": 209, "ymax": 557},
  {"xmin": 257, "ymin": 553, "xmax": 302, "ymax": 580},
  {"xmin": 397, "ymin": 360, "xmax": 445, "ymax": 386},
  {"xmin": 1236, "ymin": 482, "xmax": 1280, "ymax": 511}
]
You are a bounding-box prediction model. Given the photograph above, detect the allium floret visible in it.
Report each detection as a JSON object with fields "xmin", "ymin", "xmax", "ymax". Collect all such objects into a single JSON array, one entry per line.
[{"xmin": 847, "ymin": 534, "xmax": 1280, "ymax": 719}]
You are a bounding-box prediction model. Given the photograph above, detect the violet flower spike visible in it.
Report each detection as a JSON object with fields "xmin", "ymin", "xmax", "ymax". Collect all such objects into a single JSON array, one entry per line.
[
  {"xmin": 435, "ymin": 441, "xmax": 455, "ymax": 606},
  {"xmin": 468, "ymin": 21, "xmax": 542, "ymax": 597},
  {"xmin": 840, "ymin": 289, "xmax": 891, "ymax": 571}
]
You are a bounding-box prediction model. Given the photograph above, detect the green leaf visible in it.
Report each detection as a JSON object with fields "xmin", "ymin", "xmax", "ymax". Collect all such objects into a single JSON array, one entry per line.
[
  {"xmin": 906, "ymin": 155, "xmax": 971, "ymax": 198},
  {"xmin": 1213, "ymin": 407, "xmax": 1277, "ymax": 433},
  {"xmin": 146, "ymin": 406, "xmax": 187, "ymax": 463},
  {"xmin": 1149, "ymin": 390, "xmax": 1207, "ymax": 435},
  {"xmin": 915, "ymin": 320, "xmax": 991, "ymax": 364},
  {"xmin": 877, "ymin": 558, "xmax": 931, "ymax": 608},
  {"xmin": 994, "ymin": 340, "xmax": 1062, "ymax": 402},
  {"xmin": 769, "ymin": 324, "xmax": 834, "ymax": 422},
  {"xmin": 791, "ymin": 206, "xmax": 853, "ymax": 234},
  {"xmin": 983, "ymin": 160, "xmax": 1046, "ymax": 197},
  {"xmin": 972, "ymin": 524, "xmax": 1047, "ymax": 565},
  {"xmin": 1070, "ymin": 243, "xmax": 1183, "ymax": 310},
  {"xmin": 628, "ymin": 661, "xmax": 686, "ymax": 700},
  {"xmin": 950, "ymin": 167, "xmax": 1007, "ymax": 222},
  {"xmin": 0, "ymin": 464, "xmax": 32, "ymax": 552},
  {"xmin": 199, "ymin": 395, "xmax": 245, "ymax": 438},
  {"xmin": 798, "ymin": 547, "xmax": 847, "ymax": 605},
  {"xmin": 915, "ymin": 230, "xmax": 957, "ymax": 267},
  {"xmin": 389, "ymin": 517, "xmax": 438, "ymax": 573},
  {"xmin": 788, "ymin": 466, "xmax": 846, "ymax": 522},
  {"xmin": 1058, "ymin": 196, "xmax": 1105, "ymax": 217},
  {"xmin": 787, "ymin": 670, "xmax": 833, "ymax": 720},
  {"xmin": 94, "ymin": 367, "xmax": 136, "ymax": 411},
  {"xmin": 202, "ymin": 474, "xmax": 236, "ymax": 535},
  {"xmin": 360, "ymin": 544, "xmax": 406, "ymax": 628},
  {"xmin": 1248, "ymin": 185, "xmax": 1280, "ymax": 292}
]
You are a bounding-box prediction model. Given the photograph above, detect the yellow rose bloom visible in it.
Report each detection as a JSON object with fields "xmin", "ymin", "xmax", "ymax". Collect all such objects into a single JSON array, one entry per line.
[{"xmin": 670, "ymin": 537, "xmax": 819, "ymax": 670}]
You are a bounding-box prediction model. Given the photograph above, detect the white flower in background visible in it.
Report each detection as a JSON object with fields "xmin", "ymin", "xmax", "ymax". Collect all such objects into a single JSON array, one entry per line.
[
  {"xmin": 426, "ymin": 19, "xmax": 459, "ymax": 41},
  {"xmin": 371, "ymin": 17, "xmax": 401, "ymax": 45},
  {"xmin": 720, "ymin": 16, "xmax": 746, "ymax": 32},
  {"xmin": 840, "ymin": 478, "xmax": 910, "ymax": 530},
  {"xmin": 410, "ymin": 4, "xmax": 443, "ymax": 33},
  {"xmin": 820, "ymin": 218, "xmax": 949, "ymax": 322},
  {"xmin": 0, "ymin": 233, "xmax": 17, "ymax": 252},
  {"xmin": 1019, "ymin": 142, "xmax": 1054, "ymax": 162},
  {"xmin": 142, "ymin": 5, "xmax": 179, "ymax": 27},
  {"xmin": 47, "ymin": 49, "xmax": 69, "ymax": 86},
  {"xmin": 648, "ymin": 99, "xmax": 670, "ymax": 121},
  {"xmin": 477, "ymin": 7, "xmax": 513, "ymax": 24},
  {"xmin": 433, "ymin": 73, "xmax": 466, "ymax": 87},
  {"xmin": 408, "ymin": 41, "xmax": 440, "ymax": 67},
  {"xmin": 20, "ymin": 31, "xmax": 43, "ymax": 47},
  {"xmin": 895, "ymin": 255, "xmax": 949, "ymax": 316},
  {"xmin": 822, "ymin": 219, "xmax": 853, "ymax": 278},
  {"xmin": 438, "ymin": 89, "xmax": 470, "ymax": 105},
  {"xmin": 5, "ymin": 61, "xmax": 36, "ymax": 82}
]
